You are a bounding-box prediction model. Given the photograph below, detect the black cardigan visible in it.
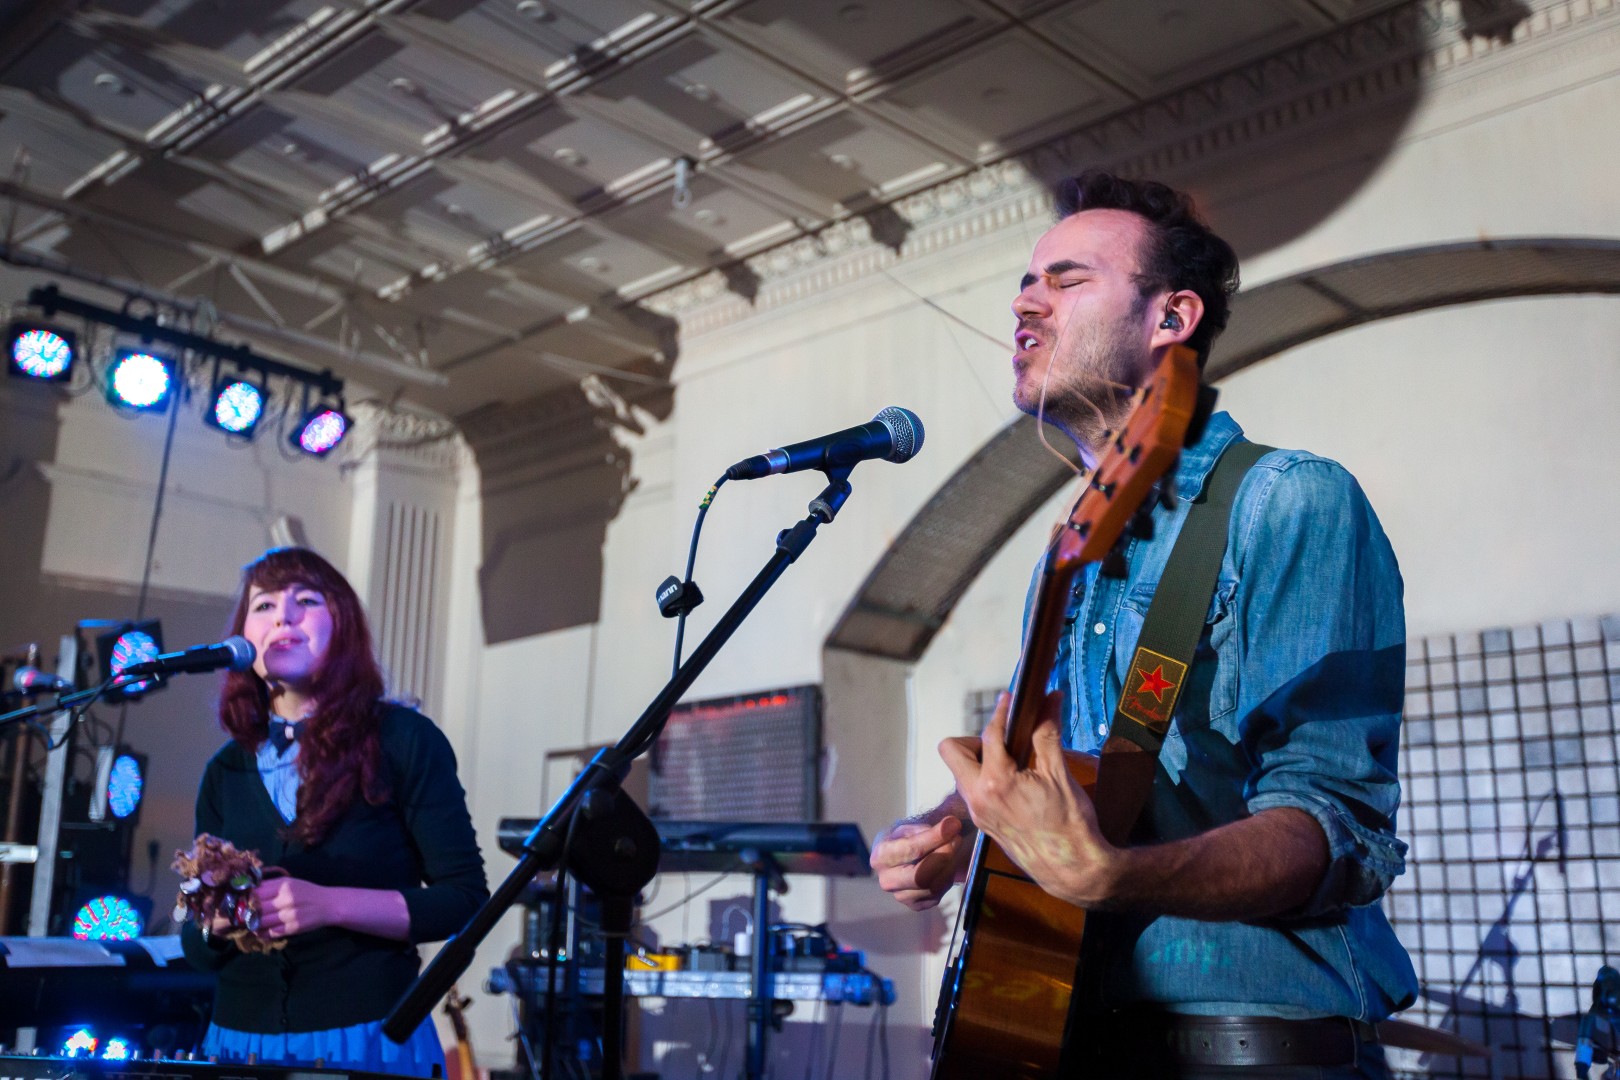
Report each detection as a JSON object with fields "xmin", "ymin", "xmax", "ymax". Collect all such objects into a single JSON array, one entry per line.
[{"xmin": 180, "ymin": 704, "xmax": 487, "ymax": 1033}]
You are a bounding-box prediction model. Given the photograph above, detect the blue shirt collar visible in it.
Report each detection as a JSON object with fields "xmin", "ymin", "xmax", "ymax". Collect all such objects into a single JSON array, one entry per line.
[{"xmin": 1173, "ymin": 410, "xmax": 1244, "ymax": 502}]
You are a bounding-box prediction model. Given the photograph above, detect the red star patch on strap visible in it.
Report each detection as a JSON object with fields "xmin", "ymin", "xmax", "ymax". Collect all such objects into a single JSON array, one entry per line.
[
  {"xmin": 1118, "ymin": 647, "xmax": 1189, "ymax": 734},
  {"xmin": 1137, "ymin": 664, "xmax": 1176, "ymax": 701}
]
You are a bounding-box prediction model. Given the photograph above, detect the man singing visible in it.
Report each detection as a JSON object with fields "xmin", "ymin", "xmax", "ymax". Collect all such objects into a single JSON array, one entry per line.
[{"xmin": 870, "ymin": 171, "xmax": 1417, "ymax": 1079}]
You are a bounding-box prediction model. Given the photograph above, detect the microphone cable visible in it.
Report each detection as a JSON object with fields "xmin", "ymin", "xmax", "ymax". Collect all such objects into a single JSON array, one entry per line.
[{"xmin": 671, "ymin": 475, "xmax": 727, "ymax": 680}]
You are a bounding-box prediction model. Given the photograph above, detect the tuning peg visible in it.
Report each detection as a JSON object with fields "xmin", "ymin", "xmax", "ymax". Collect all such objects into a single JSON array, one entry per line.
[
  {"xmin": 1129, "ymin": 506, "xmax": 1155, "ymax": 540},
  {"xmin": 1100, "ymin": 545, "xmax": 1129, "ymax": 579}
]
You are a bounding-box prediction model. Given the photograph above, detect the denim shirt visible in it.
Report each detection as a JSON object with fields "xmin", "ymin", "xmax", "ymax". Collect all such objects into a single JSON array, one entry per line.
[{"xmin": 1045, "ymin": 411, "xmax": 1419, "ymax": 1021}]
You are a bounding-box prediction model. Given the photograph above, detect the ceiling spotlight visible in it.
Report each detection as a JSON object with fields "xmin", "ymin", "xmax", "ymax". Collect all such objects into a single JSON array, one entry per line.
[
  {"xmin": 106, "ymin": 346, "xmax": 175, "ymax": 411},
  {"xmin": 292, "ymin": 403, "xmax": 351, "ymax": 457},
  {"xmin": 205, "ymin": 367, "xmax": 266, "ymax": 437},
  {"xmin": 7, "ymin": 323, "xmax": 76, "ymax": 382}
]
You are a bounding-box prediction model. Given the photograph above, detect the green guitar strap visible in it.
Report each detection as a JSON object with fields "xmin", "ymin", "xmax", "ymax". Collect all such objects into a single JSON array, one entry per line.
[{"xmin": 1090, "ymin": 439, "xmax": 1271, "ymax": 846}]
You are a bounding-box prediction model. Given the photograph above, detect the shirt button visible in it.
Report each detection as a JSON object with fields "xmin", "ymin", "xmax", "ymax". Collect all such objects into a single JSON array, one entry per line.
[
  {"xmin": 1093, "ymin": 622, "xmax": 1107, "ymax": 635},
  {"xmin": 1097, "ymin": 722, "xmax": 1107, "ymax": 735}
]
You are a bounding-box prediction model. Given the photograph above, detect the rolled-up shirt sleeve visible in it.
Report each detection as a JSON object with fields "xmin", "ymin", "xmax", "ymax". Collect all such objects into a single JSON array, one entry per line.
[{"xmin": 1230, "ymin": 457, "xmax": 1409, "ymax": 916}]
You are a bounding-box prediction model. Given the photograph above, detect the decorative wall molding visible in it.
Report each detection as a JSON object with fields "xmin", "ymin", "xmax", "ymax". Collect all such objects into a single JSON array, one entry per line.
[
  {"xmin": 347, "ymin": 402, "xmax": 466, "ymax": 474},
  {"xmin": 646, "ymin": 0, "xmax": 1620, "ymax": 340}
]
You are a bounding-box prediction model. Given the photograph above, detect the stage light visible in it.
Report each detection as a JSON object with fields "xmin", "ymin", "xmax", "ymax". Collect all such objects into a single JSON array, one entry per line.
[
  {"xmin": 102, "ymin": 1038, "xmax": 132, "ymax": 1061},
  {"xmin": 106, "ymin": 347, "xmax": 175, "ymax": 411},
  {"xmin": 71, "ymin": 894, "xmax": 145, "ymax": 941},
  {"xmin": 7, "ymin": 322, "xmax": 76, "ymax": 381},
  {"xmin": 94, "ymin": 620, "xmax": 164, "ymax": 702},
  {"xmin": 292, "ymin": 404, "xmax": 351, "ymax": 457},
  {"xmin": 62, "ymin": 1029, "xmax": 98, "ymax": 1057},
  {"xmin": 205, "ymin": 370, "xmax": 266, "ymax": 437},
  {"xmin": 108, "ymin": 753, "xmax": 144, "ymax": 819}
]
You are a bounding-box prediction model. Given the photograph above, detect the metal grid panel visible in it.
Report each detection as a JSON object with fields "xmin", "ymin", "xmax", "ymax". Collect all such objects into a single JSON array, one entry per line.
[{"xmin": 1388, "ymin": 614, "xmax": 1620, "ymax": 1079}]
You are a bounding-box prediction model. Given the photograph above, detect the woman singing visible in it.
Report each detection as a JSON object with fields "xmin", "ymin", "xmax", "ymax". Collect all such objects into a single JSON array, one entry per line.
[{"xmin": 180, "ymin": 547, "xmax": 487, "ymax": 1077}]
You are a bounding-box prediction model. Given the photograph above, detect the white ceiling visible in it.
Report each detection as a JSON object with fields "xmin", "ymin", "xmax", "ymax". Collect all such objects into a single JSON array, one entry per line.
[{"xmin": 0, "ymin": 0, "xmax": 1410, "ymax": 420}]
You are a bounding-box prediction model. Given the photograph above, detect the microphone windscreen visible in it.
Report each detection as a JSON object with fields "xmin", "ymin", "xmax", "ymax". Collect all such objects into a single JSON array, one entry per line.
[
  {"xmin": 223, "ymin": 636, "xmax": 256, "ymax": 671},
  {"xmin": 875, "ymin": 406, "xmax": 924, "ymax": 463}
]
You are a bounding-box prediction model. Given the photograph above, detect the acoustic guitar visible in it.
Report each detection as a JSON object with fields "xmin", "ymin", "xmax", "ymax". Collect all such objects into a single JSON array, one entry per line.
[
  {"xmin": 443, "ymin": 984, "xmax": 478, "ymax": 1080},
  {"xmin": 929, "ymin": 344, "xmax": 1203, "ymax": 1079}
]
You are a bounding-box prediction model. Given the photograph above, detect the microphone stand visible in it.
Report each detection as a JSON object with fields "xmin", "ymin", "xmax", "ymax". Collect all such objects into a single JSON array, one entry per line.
[
  {"xmin": 0, "ymin": 676, "xmax": 146, "ymax": 732},
  {"xmin": 383, "ymin": 468, "xmax": 858, "ymax": 1080}
]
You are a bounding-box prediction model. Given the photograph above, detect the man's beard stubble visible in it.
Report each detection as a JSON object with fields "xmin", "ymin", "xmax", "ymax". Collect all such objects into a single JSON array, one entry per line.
[{"xmin": 1014, "ymin": 311, "xmax": 1144, "ymax": 456}]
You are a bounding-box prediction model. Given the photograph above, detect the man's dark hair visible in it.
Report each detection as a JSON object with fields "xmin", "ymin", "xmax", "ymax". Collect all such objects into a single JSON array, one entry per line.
[{"xmin": 1055, "ymin": 170, "xmax": 1240, "ymax": 367}]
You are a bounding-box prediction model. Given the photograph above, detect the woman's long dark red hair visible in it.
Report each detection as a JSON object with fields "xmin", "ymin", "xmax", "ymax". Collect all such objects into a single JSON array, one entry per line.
[{"xmin": 220, "ymin": 547, "xmax": 390, "ymax": 845}]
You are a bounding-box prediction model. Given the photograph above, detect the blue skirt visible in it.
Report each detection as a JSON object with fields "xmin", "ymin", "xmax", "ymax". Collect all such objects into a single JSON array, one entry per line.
[{"xmin": 202, "ymin": 1015, "xmax": 445, "ymax": 1078}]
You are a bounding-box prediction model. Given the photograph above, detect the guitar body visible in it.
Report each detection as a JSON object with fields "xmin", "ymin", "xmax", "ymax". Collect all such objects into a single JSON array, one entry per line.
[
  {"xmin": 931, "ymin": 752, "xmax": 1097, "ymax": 1080},
  {"xmin": 927, "ymin": 344, "xmax": 1202, "ymax": 1078}
]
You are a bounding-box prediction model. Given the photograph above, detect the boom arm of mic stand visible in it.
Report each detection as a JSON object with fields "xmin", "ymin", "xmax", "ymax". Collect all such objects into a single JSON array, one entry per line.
[
  {"xmin": 0, "ymin": 676, "xmax": 133, "ymax": 731},
  {"xmin": 383, "ymin": 473, "xmax": 856, "ymax": 1043}
]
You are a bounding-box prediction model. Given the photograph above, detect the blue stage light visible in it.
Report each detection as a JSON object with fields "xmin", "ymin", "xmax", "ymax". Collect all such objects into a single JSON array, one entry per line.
[
  {"xmin": 7, "ymin": 324, "xmax": 76, "ymax": 382},
  {"xmin": 106, "ymin": 348, "xmax": 175, "ymax": 411},
  {"xmin": 108, "ymin": 754, "xmax": 143, "ymax": 819},
  {"xmin": 71, "ymin": 895, "xmax": 144, "ymax": 941},
  {"xmin": 206, "ymin": 376, "xmax": 265, "ymax": 436},
  {"xmin": 108, "ymin": 627, "xmax": 161, "ymax": 698},
  {"xmin": 102, "ymin": 1039, "xmax": 131, "ymax": 1061},
  {"xmin": 292, "ymin": 406, "xmax": 350, "ymax": 457},
  {"xmin": 62, "ymin": 1029, "xmax": 98, "ymax": 1057}
]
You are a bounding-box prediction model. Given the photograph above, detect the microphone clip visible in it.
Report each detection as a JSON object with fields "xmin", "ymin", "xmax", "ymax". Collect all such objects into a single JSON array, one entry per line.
[{"xmin": 655, "ymin": 576, "xmax": 705, "ymax": 619}]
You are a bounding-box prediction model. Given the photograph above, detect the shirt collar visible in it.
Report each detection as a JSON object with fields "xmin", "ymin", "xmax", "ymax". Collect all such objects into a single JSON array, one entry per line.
[{"xmin": 1172, "ymin": 410, "xmax": 1244, "ymax": 502}]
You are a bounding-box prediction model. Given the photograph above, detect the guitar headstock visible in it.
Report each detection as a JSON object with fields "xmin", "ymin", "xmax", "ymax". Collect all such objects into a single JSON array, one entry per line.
[{"xmin": 1053, "ymin": 344, "xmax": 1202, "ymax": 573}]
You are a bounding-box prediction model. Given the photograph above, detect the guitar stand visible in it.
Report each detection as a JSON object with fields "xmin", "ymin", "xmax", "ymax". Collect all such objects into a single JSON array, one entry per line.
[
  {"xmin": 384, "ymin": 468, "xmax": 860, "ymax": 1080},
  {"xmin": 741, "ymin": 849, "xmax": 790, "ymax": 1080}
]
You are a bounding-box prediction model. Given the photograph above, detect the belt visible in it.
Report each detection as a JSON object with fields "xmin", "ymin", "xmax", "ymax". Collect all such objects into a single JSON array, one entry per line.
[{"xmin": 1075, "ymin": 1011, "xmax": 1380, "ymax": 1069}]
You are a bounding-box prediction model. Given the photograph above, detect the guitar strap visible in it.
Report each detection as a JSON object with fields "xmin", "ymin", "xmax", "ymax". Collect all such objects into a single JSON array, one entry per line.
[{"xmin": 1093, "ymin": 439, "xmax": 1272, "ymax": 844}]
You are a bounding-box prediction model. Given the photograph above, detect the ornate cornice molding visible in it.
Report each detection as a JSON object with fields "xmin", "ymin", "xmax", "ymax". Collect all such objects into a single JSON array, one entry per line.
[
  {"xmin": 645, "ymin": 0, "xmax": 1619, "ymax": 338},
  {"xmin": 347, "ymin": 402, "xmax": 466, "ymax": 473}
]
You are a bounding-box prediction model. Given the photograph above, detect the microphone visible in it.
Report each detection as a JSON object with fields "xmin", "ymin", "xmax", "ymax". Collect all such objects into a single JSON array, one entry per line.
[
  {"xmin": 13, "ymin": 666, "xmax": 71, "ymax": 695},
  {"xmin": 119, "ymin": 636, "xmax": 256, "ymax": 679},
  {"xmin": 725, "ymin": 406, "xmax": 924, "ymax": 481}
]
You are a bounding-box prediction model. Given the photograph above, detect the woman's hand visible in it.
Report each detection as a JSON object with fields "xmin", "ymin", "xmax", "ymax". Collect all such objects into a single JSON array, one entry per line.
[{"xmin": 254, "ymin": 876, "xmax": 333, "ymax": 939}]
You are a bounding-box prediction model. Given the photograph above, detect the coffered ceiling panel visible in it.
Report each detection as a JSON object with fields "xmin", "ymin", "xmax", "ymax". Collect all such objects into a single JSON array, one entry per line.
[
  {"xmin": 598, "ymin": 174, "xmax": 784, "ymax": 261},
  {"xmin": 416, "ymin": 0, "xmax": 663, "ymax": 66},
  {"xmin": 0, "ymin": 0, "xmax": 1451, "ymax": 420},
  {"xmin": 303, "ymin": 36, "xmax": 515, "ymax": 140},
  {"xmin": 0, "ymin": 108, "xmax": 122, "ymax": 194},
  {"xmin": 149, "ymin": 0, "xmax": 335, "ymax": 62},
  {"xmin": 501, "ymin": 224, "xmax": 675, "ymax": 297},
  {"xmin": 870, "ymin": 34, "xmax": 1128, "ymax": 161},
  {"xmin": 726, "ymin": 110, "xmax": 951, "ymax": 215},
  {"xmin": 1038, "ymin": 0, "xmax": 1332, "ymax": 95},
  {"xmin": 5, "ymin": 24, "xmax": 210, "ymax": 138},
  {"xmin": 476, "ymin": 105, "xmax": 672, "ymax": 204},
  {"xmin": 577, "ymin": 31, "xmax": 826, "ymax": 152},
  {"xmin": 719, "ymin": 0, "xmax": 1001, "ymax": 90}
]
